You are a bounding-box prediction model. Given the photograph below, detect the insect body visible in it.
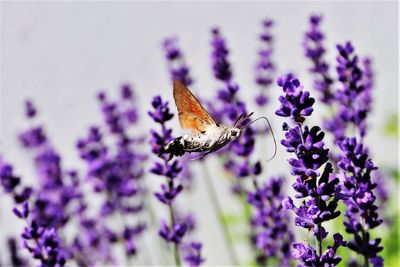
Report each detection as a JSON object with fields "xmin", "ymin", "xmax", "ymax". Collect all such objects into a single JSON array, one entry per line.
[
  {"xmin": 159, "ymin": 80, "xmax": 248, "ymax": 160},
  {"xmin": 159, "ymin": 124, "xmax": 242, "ymax": 159}
]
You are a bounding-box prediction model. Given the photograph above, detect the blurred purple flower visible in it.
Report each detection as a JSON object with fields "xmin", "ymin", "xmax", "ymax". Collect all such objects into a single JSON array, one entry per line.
[
  {"xmin": 371, "ymin": 170, "xmax": 388, "ymax": 207},
  {"xmin": 209, "ymin": 27, "xmax": 245, "ymax": 123},
  {"xmin": 25, "ymin": 100, "xmax": 37, "ymax": 118},
  {"xmin": 183, "ymin": 242, "xmax": 205, "ymax": 267},
  {"xmin": 0, "ymin": 159, "xmax": 33, "ymax": 204},
  {"xmin": 1, "ymin": 158, "xmax": 70, "ymax": 266},
  {"xmin": 276, "ymin": 73, "xmax": 346, "ymax": 265},
  {"xmin": 358, "ymin": 57, "xmax": 374, "ymax": 137},
  {"xmin": 77, "ymin": 84, "xmax": 147, "ymax": 260},
  {"xmin": 247, "ymin": 177, "xmax": 294, "ymax": 265},
  {"xmin": 209, "ymin": 26, "xmax": 289, "ymax": 265},
  {"xmin": 324, "ymin": 42, "xmax": 371, "ymax": 141},
  {"xmin": 255, "ymin": 18, "xmax": 276, "ymax": 107},
  {"xmin": 162, "ymin": 36, "xmax": 193, "ymax": 86},
  {"xmin": 211, "ymin": 28, "xmax": 232, "ymax": 82},
  {"xmin": 209, "ymin": 27, "xmax": 256, "ymax": 176},
  {"xmin": 161, "ymin": 36, "xmax": 196, "ymax": 188},
  {"xmin": 159, "ymin": 221, "xmax": 187, "ymax": 244},
  {"xmin": 337, "ymin": 137, "xmax": 383, "ymax": 265},
  {"xmin": 303, "ymin": 15, "xmax": 334, "ymax": 104},
  {"xmin": 16, "ymin": 101, "xmax": 83, "ymax": 229},
  {"xmin": 22, "ymin": 221, "xmax": 69, "ymax": 266}
]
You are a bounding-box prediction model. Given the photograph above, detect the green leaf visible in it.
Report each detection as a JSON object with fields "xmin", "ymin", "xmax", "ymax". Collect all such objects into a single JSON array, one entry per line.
[
  {"xmin": 220, "ymin": 212, "xmax": 245, "ymax": 226},
  {"xmin": 382, "ymin": 210, "xmax": 400, "ymax": 265},
  {"xmin": 384, "ymin": 113, "xmax": 398, "ymax": 137},
  {"xmin": 389, "ymin": 168, "xmax": 400, "ymax": 182}
]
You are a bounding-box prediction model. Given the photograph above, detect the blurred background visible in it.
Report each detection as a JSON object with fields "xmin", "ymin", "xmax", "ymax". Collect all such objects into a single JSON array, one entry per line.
[{"xmin": 1, "ymin": 1, "xmax": 398, "ymax": 266}]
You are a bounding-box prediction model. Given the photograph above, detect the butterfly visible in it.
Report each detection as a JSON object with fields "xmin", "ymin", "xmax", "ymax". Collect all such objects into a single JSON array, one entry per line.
[{"xmin": 159, "ymin": 80, "xmax": 276, "ymax": 161}]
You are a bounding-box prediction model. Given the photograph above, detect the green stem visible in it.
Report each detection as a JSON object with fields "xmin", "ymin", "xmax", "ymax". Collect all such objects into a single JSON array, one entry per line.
[
  {"xmin": 317, "ymin": 223, "xmax": 323, "ymax": 257},
  {"xmin": 364, "ymin": 255, "xmax": 370, "ymax": 267},
  {"xmin": 360, "ymin": 228, "xmax": 370, "ymax": 267},
  {"xmin": 142, "ymin": 172, "xmax": 170, "ymax": 263},
  {"xmin": 169, "ymin": 204, "xmax": 181, "ymax": 266},
  {"xmin": 202, "ymin": 164, "xmax": 239, "ymax": 265}
]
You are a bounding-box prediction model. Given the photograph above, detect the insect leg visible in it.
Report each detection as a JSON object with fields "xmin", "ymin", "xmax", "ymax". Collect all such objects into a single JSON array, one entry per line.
[{"xmin": 189, "ymin": 145, "xmax": 223, "ymax": 161}]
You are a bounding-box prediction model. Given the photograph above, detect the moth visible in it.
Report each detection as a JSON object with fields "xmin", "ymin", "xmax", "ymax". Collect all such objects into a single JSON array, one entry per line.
[{"xmin": 159, "ymin": 80, "xmax": 276, "ymax": 161}]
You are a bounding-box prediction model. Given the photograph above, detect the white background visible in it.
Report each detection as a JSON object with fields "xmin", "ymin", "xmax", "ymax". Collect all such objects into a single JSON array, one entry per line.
[{"xmin": 1, "ymin": 1, "xmax": 398, "ymax": 265}]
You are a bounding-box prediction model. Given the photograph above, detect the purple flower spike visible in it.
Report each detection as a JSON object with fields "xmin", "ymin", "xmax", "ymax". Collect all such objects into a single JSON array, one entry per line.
[
  {"xmin": 162, "ymin": 37, "xmax": 193, "ymax": 86},
  {"xmin": 247, "ymin": 177, "xmax": 294, "ymax": 264},
  {"xmin": 161, "ymin": 39, "xmax": 195, "ymax": 187},
  {"xmin": 21, "ymin": 221, "xmax": 69, "ymax": 266},
  {"xmin": 325, "ymin": 42, "xmax": 372, "ymax": 142},
  {"xmin": 1, "ymin": 159, "xmax": 72, "ymax": 266},
  {"xmin": 77, "ymin": 84, "xmax": 148, "ymax": 262},
  {"xmin": 337, "ymin": 137, "xmax": 383, "ymax": 265},
  {"xmin": 276, "ymin": 73, "xmax": 345, "ymax": 265},
  {"xmin": 211, "ymin": 27, "xmax": 232, "ymax": 82},
  {"xmin": 25, "ymin": 100, "xmax": 37, "ymax": 118},
  {"xmin": 148, "ymin": 96, "xmax": 174, "ymax": 124},
  {"xmin": 276, "ymin": 73, "xmax": 315, "ymax": 123},
  {"xmin": 19, "ymin": 127, "xmax": 47, "ymax": 148},
  {"xmin": 148, "ymin": 95, "xmax": 183, "ymax": 205},
  {"xmin": 292, "ymin": 233, "xmax": 345, "ymax": 266},
  {"xmin": 183, "ymin": 242, "xmax": 205, "ymax": 267},
  {"xmin": 255, "ymin": 18, "xmax": 276, "ymax": 107},
  {"xmin": 303, "ymin": 15, "xmax": 334, "ymax": 104},
  {"xmin": 208, "ymin": 27, "xmax": 259, "ymax": 179},
  {"xmin": 149, "ymin": 96, "xmax": 204, "ymax": 265}
]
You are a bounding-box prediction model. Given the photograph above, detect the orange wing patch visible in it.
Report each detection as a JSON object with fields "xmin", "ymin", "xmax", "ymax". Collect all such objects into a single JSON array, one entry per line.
[
  {"xmin": 173, "ymin": 80, "xmax": 217, "ymax": 133},
  {"xmin": 178, "ymin": 112, "xmax": 210, "ymax": 133}
]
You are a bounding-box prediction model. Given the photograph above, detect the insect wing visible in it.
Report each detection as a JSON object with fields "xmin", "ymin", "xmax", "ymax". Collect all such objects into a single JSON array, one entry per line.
[{"xmin": 173, "ymin": 80, "xmax": 217, "ymax": 133}]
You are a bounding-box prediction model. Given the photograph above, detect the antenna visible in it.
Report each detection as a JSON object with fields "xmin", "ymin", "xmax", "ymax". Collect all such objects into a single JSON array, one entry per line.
[
  {"xmin": 234, "ymin": 112, "xmax": 254, "ymax": 127},
  {"xmin": 240, "ymin": 116, "xmax": 277, "ymax": 163},
  {"xmin": 233, "ymin": 113, "xmax": 244, "ymax": 127}
]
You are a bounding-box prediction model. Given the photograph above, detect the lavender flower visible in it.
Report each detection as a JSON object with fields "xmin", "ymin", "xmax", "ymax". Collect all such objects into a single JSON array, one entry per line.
[
  {"xmin": 255, "ymin": 18, "xmax": 276, "ymax": 107},
  {"xmin": 182, "ymin": 242, "xmax": 205, "ymax": 267},
  {"xmin": 337, "ymin": 137, "xmax": 383, "ymax": 266},
  {"xmin": 209, "ymin": 27, "xmax": 256, "ymax": 175},
  {"xmin": 149, "ymin": 95, "xmax": 203, "ymax": 266},
  {"xmin": 162, "ymin": 37, "xmax": 193, "ymax": 86},
  {"xmin": 210, "ymin": 26, "xmax": 294, "ymax": 265},
  {"xmin": 371, "ymin": 170, "xmax": 388, "ymax": 207},
  {"xmin": 292, "ymin": 233, "xmax": 344, "ymax": 266},
  {"xmin": 276, "ymin": 73, "xmax": 346, "ymax": 265},
  {"xmin": 17, "ymin": 101, "xmax": 83, "ymax": 229},
  {"xmin": 247, "ymin": 176, "xmax": 294, "ymax": 265},
  {"xmin": 303, "ymin": 15, "xmax": 334, "ymax": 104},
  {"xmin": 324, "ymin": 42, "xmax": 370, "ymax": 141},
  {"xmin": 161, "ymin": 36, "xmax": 194, "ymax": 188},
  {"xmin": 20, "ymin": 214, "xmax": 69, "ymax": 267},
  {"xmin": 77, "ymin": 84, "xmax": 147, "ymax": 260},
  {"xmin": 3, "ymin": 100, "xmax": 94, "ymax": 267},
  {"xmin": 275, "ymin": 73, "xmax": 315, "ymax": 123},
  {"xmin": 358, "ymin": 57, "xmax": 374, "ymax": 137},
  {"xmin": 1, "ymin": 159, "xmax": 69, "ymax": 266},
  {"xmin": 211, "ymin": 28, "xmax": 232, "ymax": 83},
  {"xmin": 0, "ymin": 158, "xmax": 33, "ymax": 204}
]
